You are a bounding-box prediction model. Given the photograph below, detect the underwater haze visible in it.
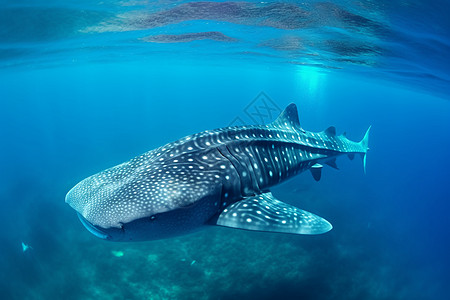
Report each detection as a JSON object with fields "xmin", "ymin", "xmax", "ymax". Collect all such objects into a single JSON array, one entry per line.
[{"xmin": 0, "ymin": 0, "xmax": 449, "ymax": 299}]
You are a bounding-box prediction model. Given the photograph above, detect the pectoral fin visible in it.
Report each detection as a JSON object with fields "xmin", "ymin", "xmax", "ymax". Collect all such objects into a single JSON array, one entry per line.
[
  {"xmin": 216, "ymin": 192, "xmax": 332, "ymax": 235},
  {"xmin": 310, "ymin": 163, "xmax": 323, "ymax": 181}
]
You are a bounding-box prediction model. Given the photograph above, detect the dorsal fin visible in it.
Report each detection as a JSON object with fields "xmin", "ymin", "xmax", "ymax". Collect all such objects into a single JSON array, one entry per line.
[
  {"xmin": 270, "ymin": 103, "xmax": 301, "ymax": 129},
  {"xmin": 324, "ymin": 126, "xmax": 336, "ymax": 136}
]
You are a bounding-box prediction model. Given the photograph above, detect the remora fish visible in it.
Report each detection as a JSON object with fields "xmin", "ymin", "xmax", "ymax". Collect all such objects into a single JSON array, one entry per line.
[{"xmin": 66, "ymin": 103, "xmax": 370, "ymax": 241}]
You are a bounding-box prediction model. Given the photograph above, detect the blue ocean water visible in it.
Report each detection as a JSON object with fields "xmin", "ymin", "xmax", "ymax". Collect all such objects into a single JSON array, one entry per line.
[{"xmin": 0, "ymin": 1, "xmax": 449, "ymax": 299}]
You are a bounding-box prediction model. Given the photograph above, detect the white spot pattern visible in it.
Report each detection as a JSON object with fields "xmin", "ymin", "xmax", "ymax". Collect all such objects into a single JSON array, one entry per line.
[
  {"xmin": 65, "ymin": 103, "xmax": 366, "ymax": 234},
  {"xmin": 217, "ymin": 192, "xmax": 332, "ymax": 234}
]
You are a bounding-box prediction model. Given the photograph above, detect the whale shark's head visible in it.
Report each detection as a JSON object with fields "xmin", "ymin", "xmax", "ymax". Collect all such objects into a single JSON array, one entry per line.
[{"xmin": 65, "ymin": 155, "xmax": 223, "ymax": 242}]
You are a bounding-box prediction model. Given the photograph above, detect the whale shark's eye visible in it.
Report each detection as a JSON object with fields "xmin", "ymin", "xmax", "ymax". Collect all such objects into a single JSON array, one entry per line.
[{"xmin": 150, "ymin": 215, "xmax": 157, "ymax": 221}]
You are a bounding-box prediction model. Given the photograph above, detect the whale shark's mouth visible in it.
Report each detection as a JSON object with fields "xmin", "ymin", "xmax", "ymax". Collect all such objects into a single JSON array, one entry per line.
[{"xmin": 77, "ymin": 213, "xmax": 111, "ymax": 240}]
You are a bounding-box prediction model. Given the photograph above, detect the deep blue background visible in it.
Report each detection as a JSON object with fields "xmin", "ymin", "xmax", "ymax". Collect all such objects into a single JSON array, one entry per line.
[
  {"xmin": 0, "ymin": 0, "xmax": 450, "ymax": 298},
  {"xmin": 0, "ymin": 62, "xmax": 449, "ymax": 299}
]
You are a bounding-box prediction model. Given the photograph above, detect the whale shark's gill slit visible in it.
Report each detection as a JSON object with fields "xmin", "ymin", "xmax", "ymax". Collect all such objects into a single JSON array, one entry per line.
[
  {"xmin": 217, "ymin": 145, "xmax": 247, "ymax": 197},
  {"xmin": 217, "ymin": 145, "xmax": 241, "ymax": 177},
  {"xmin": 235, "ymin": 147, "xmax": 261, "ymax": 194},
  {"xmin": 216, "ymin": 147, "xmax": 228, "ymax": 160}
]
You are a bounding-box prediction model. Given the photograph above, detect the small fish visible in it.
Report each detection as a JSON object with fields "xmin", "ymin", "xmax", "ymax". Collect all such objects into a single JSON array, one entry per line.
[
  {"xmin": 21, "ymin": 242, "xmax": 32, "ymax": 253},
  {"xmin": 111, "ymin": 250, "xmax": 124, "ymax": 257}
]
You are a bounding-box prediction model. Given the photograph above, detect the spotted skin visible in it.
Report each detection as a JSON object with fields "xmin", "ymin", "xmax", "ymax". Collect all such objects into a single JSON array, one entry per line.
[
  {"xmin": 66, "ymin": 103, "xmax": 370, "ymax": 241},
  {"xmin": 217, "ymin": 192, "xmax": 332, "ymax": 234}
]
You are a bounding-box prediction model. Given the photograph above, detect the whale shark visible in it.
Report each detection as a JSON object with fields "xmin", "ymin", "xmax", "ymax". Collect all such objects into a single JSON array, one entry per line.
[{"xmin": 66, "ymin": 103, "xmax": 370, "ymax": 242}]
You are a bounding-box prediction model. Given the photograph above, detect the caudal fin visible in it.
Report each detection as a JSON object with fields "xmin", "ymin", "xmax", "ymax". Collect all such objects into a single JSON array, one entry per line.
[{"xmin": 360, "ymin": 126, "xmax": 371, "ymax": 174}]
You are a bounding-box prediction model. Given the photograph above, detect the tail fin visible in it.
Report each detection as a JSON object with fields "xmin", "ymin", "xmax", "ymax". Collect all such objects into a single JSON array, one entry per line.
[{"xmin": 360, "ymin": 126, "xmax": 371, "ymax": 174}]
